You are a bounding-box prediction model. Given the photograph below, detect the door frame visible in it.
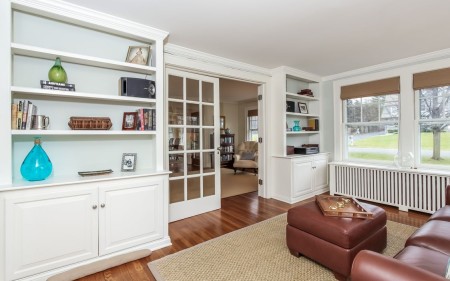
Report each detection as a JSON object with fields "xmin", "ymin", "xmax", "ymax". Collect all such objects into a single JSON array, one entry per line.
[{"xmin": 164, "ymin": 49, "xmax": 271, "ymax": 199}]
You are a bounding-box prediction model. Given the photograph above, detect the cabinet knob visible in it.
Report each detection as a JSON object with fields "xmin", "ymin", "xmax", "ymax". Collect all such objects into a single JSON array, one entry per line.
[
  {"xmin": 92, "ymin": 205, "xmax": 98, "ymax": 210},
  {"xmin": 101, "ymin": 203, "xmax": 106, "ymax": 208}
]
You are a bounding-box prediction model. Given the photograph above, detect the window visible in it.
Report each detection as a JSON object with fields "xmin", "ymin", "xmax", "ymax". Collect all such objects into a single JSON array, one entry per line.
[
  {"xmin": 417, "ymin": 86, "xmax": 450, "ymax": 166},
  {"xmin": 343, "ymin": 94, "xmax": 399, "ymax": 162},
  {"xmin": 246, "ymin": 109, "xmax": 258, "ymax": 141}
]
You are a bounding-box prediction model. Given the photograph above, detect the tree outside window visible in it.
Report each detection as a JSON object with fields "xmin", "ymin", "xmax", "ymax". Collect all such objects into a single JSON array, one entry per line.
[
  {"xmin": 247, "ymin": 109, "xmax": 258, "ymax": 141},
  {"xmin": 418, "ymin": 86, "xmax": 450, "ymax": 166}
]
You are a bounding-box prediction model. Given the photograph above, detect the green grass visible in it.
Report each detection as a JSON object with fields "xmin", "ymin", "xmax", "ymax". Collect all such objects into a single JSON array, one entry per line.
[
  {"xmin": 350, "ymin": 132, "xmax": 450, "ymax": 165},
  {"xmin": 348, "ymin": 152, "xmax": 393, "ymax": 161},
  {"xmin": 352, "ymin": 132, "xmax": 450, "ymax": 150}
]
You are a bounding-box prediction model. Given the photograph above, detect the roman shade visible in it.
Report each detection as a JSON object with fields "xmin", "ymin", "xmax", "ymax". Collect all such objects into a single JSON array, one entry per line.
[
  {"xmin": 341, "ymin": 77, "xmax": 400, "ymax": 100},
  {"xmin": 413, "ymin": 67, "xmax": 450, "ymax": 90},
  {"xmin": 248, "ymin": 109, "xmax": 258, "ymax": 117}
]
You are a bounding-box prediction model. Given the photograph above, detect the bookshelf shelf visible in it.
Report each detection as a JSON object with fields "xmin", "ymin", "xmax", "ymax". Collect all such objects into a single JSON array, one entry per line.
[
  {"xmin": 11, "ymin": 43, "xmax": 157, "ymax": 75},
  {"xmin": 285, "ymin": 92, "xmax": 319, "ymax": 101},
  {"xmin": 286, "ymin": 112, "xmax": 320, "ymax": 118},
  {"xmin": 11, "ymin": 86, "xmax": 157, "ymax": 104},
  {"xmin": 11, "ymin": 130, "xmax": 156, "ymax": 136},
  {"xmin": 286, "ymin": 131, "xmax": 320, "ymax": 135}
]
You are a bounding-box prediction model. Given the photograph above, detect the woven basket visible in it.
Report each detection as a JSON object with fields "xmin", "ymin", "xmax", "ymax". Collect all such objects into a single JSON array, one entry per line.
[{"xmin": 68, "ymin": 117, "xmax": 112, "ymax": 130}]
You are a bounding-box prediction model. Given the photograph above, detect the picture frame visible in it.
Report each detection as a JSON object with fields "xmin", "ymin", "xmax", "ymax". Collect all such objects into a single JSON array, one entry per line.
[
  {"xmin": 220, "ymin": 116, "xmax": 226, "ymax": 129},
  {"xmin": 122, "ymin": 112, "xmax": 138, "ymax": 130},
  {"xmin": 298, "ymin": 102, "xmax": 308, "ymax": 114},
  {"xmin": 121, "ymin": 153, "xmax": 137, "ymax": 172},
  {"xmin": 125, "ymin": 45, "xmax": 151, "ymax": 66},
  {"xmin": 286, "ymin": 101, "xmax": 295, "ymax": 113}
]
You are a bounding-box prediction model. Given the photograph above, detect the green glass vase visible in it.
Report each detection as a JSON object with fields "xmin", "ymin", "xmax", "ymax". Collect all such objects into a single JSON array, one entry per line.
[{"xmin": 48, "ymin": 57, "xmax": 67, "ymax": 83}]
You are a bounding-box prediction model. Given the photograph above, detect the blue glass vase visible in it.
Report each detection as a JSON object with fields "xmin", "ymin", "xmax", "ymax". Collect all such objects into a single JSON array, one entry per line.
[
  {"xmin": 20, "ymin": 137, "xmax": 53, "ymax": 181},
  {"xmin": 293, "ymin": 120, "xmax": 301, "ymax": 131}
]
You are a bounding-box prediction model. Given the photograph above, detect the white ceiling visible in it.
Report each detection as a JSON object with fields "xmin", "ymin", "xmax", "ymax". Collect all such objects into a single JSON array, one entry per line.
[{"xmin": 63, "ymin": 0, "xmax": 450, "ymax": 77}]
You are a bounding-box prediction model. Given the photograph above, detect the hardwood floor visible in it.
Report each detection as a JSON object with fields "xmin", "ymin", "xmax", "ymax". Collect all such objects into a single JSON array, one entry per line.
[{"xmin": 77, "ymin": 192, "xmax": 430, "ymax": 281}]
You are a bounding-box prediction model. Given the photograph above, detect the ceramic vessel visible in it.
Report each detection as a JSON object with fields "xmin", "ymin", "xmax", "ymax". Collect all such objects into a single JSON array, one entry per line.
[{"xmin": 48, "ymin": 57, "xmax": 67, "ymax": 83}]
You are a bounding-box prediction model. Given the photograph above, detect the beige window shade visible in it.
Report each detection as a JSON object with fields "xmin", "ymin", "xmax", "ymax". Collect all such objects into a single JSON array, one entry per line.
[
  {"xmin": 248, "ymin": 109, "xmax": 258, "ymax": 117},
  {"xmin": 340, "ymin": 77, "xmax": 400, "ymax": 100},
  {"xmin": 413, "ymin": 67, "xmax": 450, "ymax": 90}
]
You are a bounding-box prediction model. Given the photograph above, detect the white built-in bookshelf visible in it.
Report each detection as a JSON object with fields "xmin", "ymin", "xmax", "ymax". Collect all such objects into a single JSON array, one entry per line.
[{"xmin": 4, "ymin": 0, "xmax": 168, "ymax": 186}]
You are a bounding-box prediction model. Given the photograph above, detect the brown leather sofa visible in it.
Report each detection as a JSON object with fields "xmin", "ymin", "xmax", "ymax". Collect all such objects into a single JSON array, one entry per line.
[{"xmin": 351, "ymin": 185, "xmax": 450, "ymax": 281}]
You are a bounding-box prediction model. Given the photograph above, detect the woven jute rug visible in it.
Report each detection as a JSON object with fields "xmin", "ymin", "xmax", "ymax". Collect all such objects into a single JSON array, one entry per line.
[{"xmin": 149, "ymin": 214, "xmax": 417, "ymax": 281}]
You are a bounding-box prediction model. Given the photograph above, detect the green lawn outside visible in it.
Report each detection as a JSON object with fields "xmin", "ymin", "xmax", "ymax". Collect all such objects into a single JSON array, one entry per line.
[
  {"xmin": 352, "ymin": 132, "xmax": 450, "ymax": 150},
  {"xmin": 350, "ymin": 132, "xmax": 450, "ymax": 165}
]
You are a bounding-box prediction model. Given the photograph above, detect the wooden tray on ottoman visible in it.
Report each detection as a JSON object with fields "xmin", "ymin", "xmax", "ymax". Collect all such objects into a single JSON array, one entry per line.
[
  {"xmin": 315, "ymin": 195, "xmax": 373, "ymax": 219},
  {"xmin": 68, "ymin": 117, "xmax": 112, "ymax": 130}
]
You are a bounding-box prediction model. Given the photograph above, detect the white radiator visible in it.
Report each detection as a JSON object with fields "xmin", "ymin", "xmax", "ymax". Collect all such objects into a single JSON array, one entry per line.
[{"xmin": 330, "ymin": 163, "xmax": 449, "ymax": 214}]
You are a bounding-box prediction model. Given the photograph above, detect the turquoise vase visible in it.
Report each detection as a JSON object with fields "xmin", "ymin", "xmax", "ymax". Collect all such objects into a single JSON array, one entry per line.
[
  {"xmin": 293, "ymin": 120, "xmax": 301, "ymax": 131},
  {"xmin": 20, "ymin": 137, "xmax": 53, "ymax": 181},
  {"xmin": 48, "ymin": 57, "xmax": 67, "ymax": 83}
]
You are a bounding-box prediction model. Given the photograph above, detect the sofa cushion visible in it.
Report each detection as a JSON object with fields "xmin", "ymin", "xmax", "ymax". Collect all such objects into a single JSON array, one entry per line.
[
  {"xmin": 240, "ymin": 152, "xmax": 255, "ymax": 160},
  {"xmin": 394, "ymin": 246, "xmax": 449, "ymax": 277},
  {"xmin": 406, "ymin": 220, "xmax": 450, "ymax": 255},
  {"xmin": 429, "ymin": 206, "xmax": 450, "ymax": 222}
]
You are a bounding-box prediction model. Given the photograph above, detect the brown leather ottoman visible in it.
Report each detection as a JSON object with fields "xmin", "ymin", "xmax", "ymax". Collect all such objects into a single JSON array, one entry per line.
[{"xmin": 286, "ymin": 201, "xmax": 387, "ymax": 280}]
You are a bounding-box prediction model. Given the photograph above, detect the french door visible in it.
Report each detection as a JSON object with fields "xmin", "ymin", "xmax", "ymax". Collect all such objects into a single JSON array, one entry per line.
[{"xmin": 166, "ymin": 68, "xmax": 220, "ymax": 222}]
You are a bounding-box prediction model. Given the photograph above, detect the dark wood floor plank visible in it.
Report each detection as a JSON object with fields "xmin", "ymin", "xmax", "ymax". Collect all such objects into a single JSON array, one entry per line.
[{"xmin": 76, "ymin": 191, "xmax": 430, "ymax": 281}]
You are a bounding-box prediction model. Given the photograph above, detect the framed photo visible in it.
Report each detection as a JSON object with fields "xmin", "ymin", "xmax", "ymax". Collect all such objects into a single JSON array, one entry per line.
[
  {"xmin": 122, "ymin": 112, "xmax": 138, "ymax": 130},
  {"xmin": 126, "ymin": 45, "xmax": 151, "ymax": 65},
  {"xmin": 220, "ymin": 116, "xmax": 226, "ymax": 129},
  {"xmin": 121, "ymin": 153, "xmax": 137, "ymax": 172},
  {"xmin": 286, "ymin": 101, "xmax": 295, "ymax": 113},
  {"xmin": 298, "ymin": 102, "xmax": 308, "ymax": 114}
]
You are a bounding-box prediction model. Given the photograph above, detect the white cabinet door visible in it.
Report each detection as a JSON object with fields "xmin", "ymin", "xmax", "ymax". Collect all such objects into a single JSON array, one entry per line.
[
  {"xmin": 99, "ymin": 179, "xmax": 164, "ymax": 255},
  {"xmin": 313, "ymin": 156, "xmax": 328, "ymax": 190},
  {"xmin": 5, "ymin": 187, "xmax": 98, "ymax": 280},
  {"xmin": 292, "ymin": 159, "xmax": 313, "ymax": 198}
]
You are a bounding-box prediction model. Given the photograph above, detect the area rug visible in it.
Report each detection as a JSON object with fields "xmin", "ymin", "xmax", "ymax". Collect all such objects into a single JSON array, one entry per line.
[
  {"xmin": 148, "ymin": 214, "xmax": 417, "ymax": 281},
  {"xmin": 221, "ymin": 168, "xmax": 258, "ymax": 198}
]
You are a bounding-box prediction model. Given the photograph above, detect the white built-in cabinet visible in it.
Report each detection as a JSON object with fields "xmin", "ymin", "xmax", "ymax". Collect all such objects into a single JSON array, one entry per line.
[
  {"xmin": 272, "ymin": 153, "xmax": 329, "ymax": 203},
  {"xmin": 3, "ymin": 175, "xmax": 169, "ymax": 281},
  {"xmin": 0, "ymin": 1, "xmax": 171, "ymax": 281}
]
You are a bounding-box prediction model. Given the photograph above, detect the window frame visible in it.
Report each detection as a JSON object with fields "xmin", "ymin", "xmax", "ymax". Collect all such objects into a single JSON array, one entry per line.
[
  {"xmin": 342, "ymin": 94, "xmax": 400, "ymax": 164},
  {"xmin": 415, "ymin": 86, "xmax": 450, "ymax": 170}
]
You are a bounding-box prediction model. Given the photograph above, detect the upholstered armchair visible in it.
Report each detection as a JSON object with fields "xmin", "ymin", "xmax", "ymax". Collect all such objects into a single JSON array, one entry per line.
[{"xmin": 233, "ymin": 141, "xmax": 258, "ymax": 174}]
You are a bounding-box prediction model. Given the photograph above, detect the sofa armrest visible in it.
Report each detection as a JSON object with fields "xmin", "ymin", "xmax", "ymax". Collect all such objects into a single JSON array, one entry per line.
[
  {"xmin": 351, "ymin": 250, "xmax": 446, "ymax": 281},
  {"xmin": 446, "ymin": 185, "xmax": 450, "ymax": 205},
  {"xmin": 234, "ymin": 154, "xmax": 241, "ymax": 161}
]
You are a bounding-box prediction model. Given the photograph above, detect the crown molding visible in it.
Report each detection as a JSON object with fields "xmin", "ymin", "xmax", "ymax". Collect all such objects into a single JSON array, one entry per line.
[
  {"xmin": 271, "ymin": 66, "xmax": 321, "ymax": 83},
  {"xmin": 323, "ymin": 47, "xmax": 450, "ymax": 82},
  {"xmin": 164, "ymin": 43, "xmax": 272, "ymax": 77},
  {"xmin": 12, "ymin": 0, "xmax": 169, "ymax": 42}
]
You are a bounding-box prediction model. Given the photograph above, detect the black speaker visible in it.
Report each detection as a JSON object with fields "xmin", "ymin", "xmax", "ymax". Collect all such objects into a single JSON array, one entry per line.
[{"xmin": 119, "ymin": 77, "xmax": 156, "ymax": 99}]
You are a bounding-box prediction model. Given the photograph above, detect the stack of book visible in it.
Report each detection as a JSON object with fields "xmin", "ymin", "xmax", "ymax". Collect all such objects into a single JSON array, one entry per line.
[
  {"xmin": 11, "ymin": 100, "xmax": 38, "ymax": 130},
  {"xmin": 136, "ymin": 108, "xmax": 156, "ymax": 131},
  {"xmin": 40, "ymin": 80, "xmax": 76, "ymax": 91},
  {"xmin": 297, "ymin": 89, "xmax": 314, "ymax": 97}
]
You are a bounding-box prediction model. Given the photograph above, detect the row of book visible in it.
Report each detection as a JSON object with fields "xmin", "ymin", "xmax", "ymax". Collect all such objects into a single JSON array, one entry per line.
[
  {"xmin": 40, "ymin": 80, "xmax": 76, "ymax": 91},
  {"xmin": 136, "ymin": 108, "xmax": 156, "ymax": 131},
  {"xmin": 11, "ymin": 100, "xmax": 38, "ymax": 130}
]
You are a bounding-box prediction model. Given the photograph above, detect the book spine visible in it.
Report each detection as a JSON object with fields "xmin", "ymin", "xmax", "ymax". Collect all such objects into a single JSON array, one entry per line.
[
  {"xmin": 26, "ymin": 104, "xmax": 36, "ymax": 130},
  {"xmin": 41, "ymin": 85, "xmax": 76, "ymax": 91},
  {"xmin": 21, "ymin": 100, "xmax": 29, "ymax": 130},
  {"xmin": 143, "ymin": 109, "xmax": 150, "ymax": 130},
  {"xmin": 152, "ymin": 109, "xmax": 156, "ymax": 130},
  {"xmin": 40, "ymin": 80, "xmax": 75, "ymax": 88},
  {"xmin": 11, "ymin": 104, "xmax": 18, "ymax": 130}
]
